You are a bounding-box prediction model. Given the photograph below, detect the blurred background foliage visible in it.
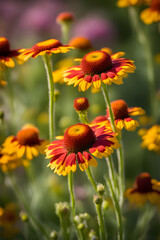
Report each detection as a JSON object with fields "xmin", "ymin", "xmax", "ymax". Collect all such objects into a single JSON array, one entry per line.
[{"xmin": 0, "ymin": 0, "xmax": 160, "ymax": 239}]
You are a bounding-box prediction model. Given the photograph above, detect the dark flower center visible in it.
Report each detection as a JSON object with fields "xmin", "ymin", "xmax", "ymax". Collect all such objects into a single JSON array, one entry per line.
[
  {"xmin": 63, "ymin": 124, "xmax": 96, "ymax": 153},
  {"xmin": 17, "ymin": 127, "xmax": 40, "ymax": 146},
  {"xmin": 81, "ymin": 51, "xmax": 112, "ymax": 75},
  {"xmin": 151, "ymin": 0, "xmax": 160, "ymax": 11},
  {"xmin": 135, "ymin": 173, "xmax": 153, "ymax": 193},
  {"xmin": 107, "ymin": 99, "xmax": 129, "ymax": 120},
  {"xmin": 0, "ymin": 37, "xmax": 10, "ymax": 55}
]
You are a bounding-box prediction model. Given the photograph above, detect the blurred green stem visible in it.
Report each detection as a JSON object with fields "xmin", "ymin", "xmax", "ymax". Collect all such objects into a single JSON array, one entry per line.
[
  {"xmin": 43, "ymin": 54, "xmax": 55, "ymax": 141},
  {"xmin": 101, "ymin": 82, "xmax": 124, "ymax": 207},
  {"xmin": 68, "ymin": 172, "xmax": 75, "ymax": 218},
  {"xmin": 101, "ymin": 83, "xmax": 116, "ymax": 132},
  {"xmin": 106, "ymin": 178, "xmax": 123, "ymax": 240},
  {"xmin": 8, "ymin": 172, "xmax": 50, "ymax": 240},
  {"xmin": 61, "ymin": 23, "xmax": 72, "ymax": 44},
  {"xmin": 86, "ymin": 167, "xmax": 97, "ymax": 192},
  {"xmin": 95, "ymin": 201, "xmax": 107, "ymax": 240},
  {"xmin": 128, "ymin": 6, "xmax": 156, "ymax": 119},
  {"xmin": 106, "ymin": 156, "xmax": 116, "ymax": 193},
  {"xmin": 131, "ymin": 205, "xmax": 156, "ymax": 240},
  {"xmin": 78, "ymin": 111, "xmax": 89, "ymax": 124},
  {"xmin": 116, "ymin": 136, "xmax": 124, "ymax": 208}
]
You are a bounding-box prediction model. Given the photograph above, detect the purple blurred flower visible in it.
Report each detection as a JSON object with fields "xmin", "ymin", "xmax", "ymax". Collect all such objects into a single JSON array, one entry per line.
[{"xmin": 72, "ymin": 14, "xmax": 117, "ymax": 48}]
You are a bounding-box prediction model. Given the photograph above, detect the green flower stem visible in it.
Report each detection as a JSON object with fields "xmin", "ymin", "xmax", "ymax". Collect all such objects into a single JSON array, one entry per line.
[
  {"xmin": 85, "ymin": 167, "xmax": 97, "ymax": 192},
  {"xmin": 43, "ymin": 54, "xmax": 55, "ymax": 141},
  {"xmin": 58, "ymin": 214, "xmax": 70, "ymax": 240},
  {"xmin": 101, "ymin": 82, "xmax": 116, "ymax": 132},
  {"xmin": 68, "ymin": 172, "xmax": 75, "ymax": 218},
  {"xmin": 128, "ymin": 6, "xmax": 156, "ymax": 118},
  {"xmin": 106, "ymin": 178, "xmax": 123, "ymax": 240},
  {"xmin": 116, "ymin": 136, "xmax": 124, "ymax": 208},
  {"xmin": 8, "ymin": 172, "xmax": 50, "ymax": 240},
  {"xmin": 77, "ymin": 111, "xmax": 89, "ymax": 124},
  {"xmin": 61, "ymin": 23, "xmax": 72, "ymax": 44},
  {"xmin": 101, "ymin": 82, "xmax": 124, "ymax": 206},
  {"xmin": 95, "ymin": 202, "xmax": 107, "ymax": 240},
  {"xmin": 105, "ymin": 156, "xmax": 116, "ymax": 193}
]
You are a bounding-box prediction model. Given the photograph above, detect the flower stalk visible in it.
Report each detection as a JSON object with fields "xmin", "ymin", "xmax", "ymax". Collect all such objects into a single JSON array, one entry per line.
[
  {"xmin": 8, "ymin": 172, "xmax": 50, "ymax": 240},
  {"xmin": 43, "ymin": 54, "xmax": 55, "ymax": 141},
  {"xmin": 128, "ymin": 6, "xmax": 156, "ymax": 119}
]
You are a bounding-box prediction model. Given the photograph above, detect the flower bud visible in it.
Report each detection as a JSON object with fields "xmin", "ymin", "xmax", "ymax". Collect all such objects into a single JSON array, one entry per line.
[
  {"xmin": 19, "ymin": 211, "xmax": 28, "ymax": 222},
  {"xmin": 50, "ymin": 230, "xmax": 58, "ymax": 240},
  {"xmin": 74, "ymin": 97, "xmax": 89, "ymax": 112},
  {"xmin": 89, "ymin": 229, "xmax": 98, "ymax": 240},
  {"xmin": 93, "ymin": 195, "xmax": 103, "ymax": 205},
  {"xmin": 55, "ymin": 202, "xmax": 70, "ymax": 217},
  {"xmin": 97, "ymin": 183, "xmax": 105, "ymax": 196}
]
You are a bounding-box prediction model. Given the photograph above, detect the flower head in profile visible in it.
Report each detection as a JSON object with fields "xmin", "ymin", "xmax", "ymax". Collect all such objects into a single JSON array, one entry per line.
[
  {"xmin": 124, "ymin": 172, "xmax": 160, "ymax": 206},
  {"xmin": 0, "ymin": 37, "xmax": 20, "ymax": 68},
  {"xmin": 117, "ymin": 0, "xmax": 151, "ymax": 7},
  {"xmin": 139, "ymin": 125, "xmax": 160, "ymax": 153},
  {"xmin": 2, "ymin": 124, "xmax": 48, "ymax": 160},
  {"xmin": 19, "ymin": 39, "xmax": 74, "ymax": 61},
  {"xmin": 56, "ymin": 12, "xmax": 74, "ymax": 24},
  {"xmin": 140, "ymin": 0, "xmax": 160, "ymax": 24},
  {"xmin": 69, "ymin": 36, "xmax": 93, "ymax": 51},
  {"xmin": 45, "ymin": 123, "xmax": 120, "ymax": 176},
  {"xmin": 92, "ymin": 99, "xmax": 145, "ymax": 131},
  {"xmin": 64, "ymin": 51, "xmax": 135, "ymax": 91}
]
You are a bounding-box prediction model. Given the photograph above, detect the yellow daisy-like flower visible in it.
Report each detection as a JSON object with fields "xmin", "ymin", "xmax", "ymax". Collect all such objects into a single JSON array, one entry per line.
[
  {"xmin": 124, "ymin": 172, "xmax": 160, "ymax": 206},
  {"xmin": 45, "ymin": 123, "xmax": 120, "ymax": 176},
  {"xmin": 2, "ymin": 124, "xmax": 48, "ymax": 160},
  {"xmin": 64, "ymin": 50, "xmax": 135, "ymax": 92},
  {"xmin": 0, "ymin": 37, "xmax": 20, "ymax": 69},
  {"xmin": 53, "ymin": 58, "xmax": 74, "ymax": 84},
  {"xmin": 117, "ymin": 0, "xmax": 151, "ymax": 7},
  {"xmin": 0, "ymin": 147, "xmax": 29, "ymax": 172},
  {"xmin": 19, "ymin": 39, "xmax": 74, "ymax": 61},
  {"xmin": 140, "ymin": 0, "xmax": 160, "ymax": 24},
  {"xmin": 139, "ymin": 125, "xmax": 160, "ymax": 153},
  {"xmin": 92, "ymin": 99, "xmax": 145, "ymax": 131}
]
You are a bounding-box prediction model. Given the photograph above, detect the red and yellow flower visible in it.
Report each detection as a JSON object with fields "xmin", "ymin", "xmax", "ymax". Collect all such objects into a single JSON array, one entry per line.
[
  {"xmin": 124, "ymin": 172, "xmax": 160, "ymax": 206},
  {"xmin": 19, "ymin": 39, "xmax": 74, "ymax": 61},
  {"xmin": 2, "ymin": 124, "xmax": 48, "ymax": 160},
  {"xmin": 64, "ymin": 50, "xmax": 135, "ymax": 91},
  {"xmin": 0, "ymin": 37, "xmax": 20, "ymax": 68},
  {"xmin": 117, "ymin": 0, "xmax": 151, "ymax": 7},
  {"xmin": 45, "ymin": 123, "xmax": 120, "ymax": 176},
  {"xmin": 73, "ymin": 97, "xmax": 90, "ymax": 112},
  {"xmin": 140, "ymin": 0, "xmax": 160, "ymax": 24},
  {"xmin": 56, "ymin": 12, "xmax": 75, "ymax": 24},
  {"xmin": 139, "ymin": 125, "xmax": 160, "ymax": 153},
  {"xmin": 92, "ymin": 99, "xmax": 145, "ymax": 131}
]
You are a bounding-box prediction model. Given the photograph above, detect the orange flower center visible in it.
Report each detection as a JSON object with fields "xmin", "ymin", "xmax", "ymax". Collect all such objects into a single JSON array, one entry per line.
[
  {"xmin": 135, "ymin": 173, "xmax": 152, "ymax": 193},
  {"xmin": 69, "ymin": 37, "xmax": 92, "ymax": 50},
  {"xmin": 0, "ymin": 37, "xmax": 10, "ymax": 55},
  {"xmin": 32, "ymin": 39, "xmax": 62, "ymax": 52},
  {"xmin": 81, "ymin": 51, "xmax": 112, "ymax": 75},
  {"xmin": 151, "ymin": 0, "xmax": 160, "ymax": 11},
  {"xmin": 17, "ymin": 127, "xmax": 40, "ymax": 146},
  {"xmin": 73, "ymin": 97, "xmax": 89, "ymax": 111},
  {"xmin": 63, "ymin": 124, "xmax": 96, "ymax": 153},
  {"xmin": 107, "ymin": 99, "xmax": 129, "ymax": 120}
]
